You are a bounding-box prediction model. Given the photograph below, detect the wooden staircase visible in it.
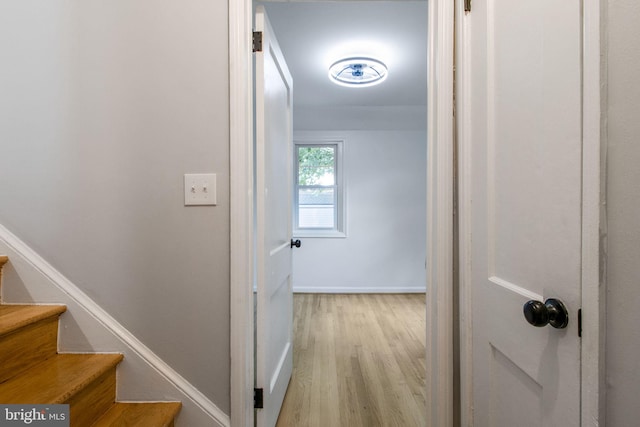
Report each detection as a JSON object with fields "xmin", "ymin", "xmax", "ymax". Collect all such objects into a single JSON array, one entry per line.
[{"xmin": 0, "ymin": 255, "xmax": 181, "ymax": 426}]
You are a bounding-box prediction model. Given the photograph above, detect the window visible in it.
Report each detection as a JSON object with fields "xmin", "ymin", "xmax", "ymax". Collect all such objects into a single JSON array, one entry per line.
[{"xmin": 294, "ymin": 141, "xmax": 345, "ymax": 237}]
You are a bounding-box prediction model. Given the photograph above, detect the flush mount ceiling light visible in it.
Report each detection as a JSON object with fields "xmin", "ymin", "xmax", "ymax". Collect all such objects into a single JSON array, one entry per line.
[{"xmin": 328, "ymin": 57, "xmax": 388, "ymax": 88}]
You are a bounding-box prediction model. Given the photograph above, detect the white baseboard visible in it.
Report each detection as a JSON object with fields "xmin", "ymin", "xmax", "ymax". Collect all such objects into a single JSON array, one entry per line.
[
  {"xmin": 293, "ymin": 286, "xmax": 426, "ymax": 294},
  {"xmin": 0, "ymin": 224, "xmax": 229, "ymax": 427}
]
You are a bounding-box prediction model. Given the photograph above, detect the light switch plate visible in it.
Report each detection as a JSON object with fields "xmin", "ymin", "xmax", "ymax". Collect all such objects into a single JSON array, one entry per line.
[{"xmin": 184, "ymin": 173, "xmax": 217, "ymax": 206}]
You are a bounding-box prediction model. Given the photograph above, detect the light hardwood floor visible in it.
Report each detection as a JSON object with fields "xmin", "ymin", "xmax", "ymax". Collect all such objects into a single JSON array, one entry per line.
[{"xmin": 276, "ymin": 293, "xmax": 426, "ymax": 427}]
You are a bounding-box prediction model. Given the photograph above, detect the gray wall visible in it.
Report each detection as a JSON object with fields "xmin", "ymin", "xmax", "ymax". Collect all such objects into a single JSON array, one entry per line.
[
  {"xmin": 0, "ymin": 0, "xmax": 230, "ymax": 413},
  {"xmin": 606, "ymin": 0, "xmax": 640, "ymax": 423},
  {"xmin": 292, "ymin": 130, "xmax": 427, "ymax": 293}
]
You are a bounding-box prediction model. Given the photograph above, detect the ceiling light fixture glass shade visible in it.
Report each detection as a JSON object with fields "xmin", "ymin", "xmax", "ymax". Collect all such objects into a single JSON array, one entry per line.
[{"xmin": 328, "ymin": 57, "xmax": 388, "ymax": 88}]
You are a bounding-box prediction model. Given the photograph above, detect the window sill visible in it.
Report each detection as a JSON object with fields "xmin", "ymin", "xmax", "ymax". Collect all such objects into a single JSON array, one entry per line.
[{"xmin": 293, "ymin": 230, "xmax": 347, "ymax": 239}]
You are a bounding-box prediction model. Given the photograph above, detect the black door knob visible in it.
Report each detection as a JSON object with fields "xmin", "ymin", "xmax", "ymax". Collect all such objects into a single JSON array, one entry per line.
[
  {"xmin": 523, "ymin": 298, "xmax": 569, "ymax": 329},
  {"xmin": 290, "ymin": 239, "xmax": 301, "ymax": 248}
]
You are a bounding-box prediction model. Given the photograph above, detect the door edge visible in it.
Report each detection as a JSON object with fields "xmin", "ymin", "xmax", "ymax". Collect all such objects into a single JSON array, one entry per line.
[{"xmin": 580, "ymin": 0, "xmax": 607, "ymax": 424}]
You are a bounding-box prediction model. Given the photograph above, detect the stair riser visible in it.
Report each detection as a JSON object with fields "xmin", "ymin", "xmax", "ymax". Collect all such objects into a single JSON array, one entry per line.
[
  {"xmin": 0, "ymin": 317, "xmax": 59, "ymax": 383},
  {"xmin": 68, "ymin": 368, "xmax": 116, "ymax": 427}
]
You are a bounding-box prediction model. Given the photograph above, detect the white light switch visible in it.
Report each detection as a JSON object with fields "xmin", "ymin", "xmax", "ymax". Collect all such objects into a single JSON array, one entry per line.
[{"xmin": 184, "ymin": 173, "xmax": 217, "ymax": 206}]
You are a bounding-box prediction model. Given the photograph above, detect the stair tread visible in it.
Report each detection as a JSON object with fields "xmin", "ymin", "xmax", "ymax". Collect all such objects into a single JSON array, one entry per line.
[
  {"xmin": 0, "ymin": 353, "xmax": 123, "ymax": 403},
  {"xmin": 92, "ymin": 402, "xmax": 182, "ymax": 427},
  {"xmin": 0, "ymin": 304, "xmax": 67, "ymax": 337}
]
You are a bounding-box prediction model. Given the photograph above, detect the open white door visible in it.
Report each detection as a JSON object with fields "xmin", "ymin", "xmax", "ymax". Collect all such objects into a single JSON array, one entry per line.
[
  {"xmin": 254, "ymin": 6, "xmax": 294, "ymax": 427},
  {"xmin": 463, "ymin": 0, "xmax": 582, "ymax": 425}
]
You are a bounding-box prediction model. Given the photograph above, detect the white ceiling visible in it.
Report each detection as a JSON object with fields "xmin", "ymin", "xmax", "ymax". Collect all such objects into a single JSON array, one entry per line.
[{"xmin": 261, "ymin": 2, "xmax": 428, "ymax": 109}]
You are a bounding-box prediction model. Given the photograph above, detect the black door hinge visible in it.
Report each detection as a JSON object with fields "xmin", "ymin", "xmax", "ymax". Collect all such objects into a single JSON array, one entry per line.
[
  {"xmin": 253, "ymin": 31, "xmax": 263, "ymax": 53},
  {"xmin": 254, "ymin": 388, "xmax": 264, "ymax": 409},
  {"xmin": 578, "ymin": 309, "xmax": 582, "ymax": 337},
  {"xmin": 464, "ymin": 0, "xmax": 471, "ymax": 12}
]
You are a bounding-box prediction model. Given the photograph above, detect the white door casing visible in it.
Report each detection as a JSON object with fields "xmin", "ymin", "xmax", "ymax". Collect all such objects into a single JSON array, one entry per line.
[
  {"xmin": 254, "ymin": 6, "xmax": 294, "ymax": 427},
  {"xmin": 464, "ymin": 0, "xmax": 584, "ymax": 425},
  {"xmin": 232, "ymin": 1, "xmax": 455, "ymax": 426},
  {"xmin": 425, "ymin": 0, "xmax": 456, "ymax": 426}
]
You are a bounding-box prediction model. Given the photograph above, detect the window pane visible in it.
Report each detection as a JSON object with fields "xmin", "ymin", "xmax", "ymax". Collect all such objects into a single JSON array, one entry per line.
[
  {"xmin": 298, "ymin": 188, "xmax": 335, "ymax": 228},
  {"xmin": 298, "ymin": 146, "xmax": 335, "ymax": 185}
]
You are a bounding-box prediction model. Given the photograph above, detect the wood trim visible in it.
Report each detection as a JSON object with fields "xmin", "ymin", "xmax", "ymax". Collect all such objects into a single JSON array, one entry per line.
[
  {"xmin": 581, "ymin": 0, "xmax": 606, "ymax": 424},
  {"xmin": 425, "ymin": 0, "xmax": 455, "ymax": 426},
  {"xmin": 229, "ymin": 0, "xmax": 255, "ymax": 426}
]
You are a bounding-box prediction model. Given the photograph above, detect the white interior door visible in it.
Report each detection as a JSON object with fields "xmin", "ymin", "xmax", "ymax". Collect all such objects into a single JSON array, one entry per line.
[
  {"xmin": 465, "ymin": 0, "xmax": 582, "ymax": 425},
  {"xmin": 254, "ymin": 6, "xmax": 294, "ymax": 427}
]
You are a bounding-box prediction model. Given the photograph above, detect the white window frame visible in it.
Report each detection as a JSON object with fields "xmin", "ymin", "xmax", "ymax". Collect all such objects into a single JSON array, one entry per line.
[{"xmin": 293, "ymin": 140, "xmax": 346, "ymax": 238}]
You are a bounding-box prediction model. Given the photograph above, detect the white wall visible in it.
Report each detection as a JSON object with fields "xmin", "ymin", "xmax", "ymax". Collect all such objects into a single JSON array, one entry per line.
[
  {"xmin": 292, "ymin": 129, "xmax": 427, "ymax": 293},
  {"xmin": 605, "ymin": 0, "xmax": 640, "ymax": 423},
  {"xmin": 0, "ymin": 0, "xmax": 230, "ymax": 415}
]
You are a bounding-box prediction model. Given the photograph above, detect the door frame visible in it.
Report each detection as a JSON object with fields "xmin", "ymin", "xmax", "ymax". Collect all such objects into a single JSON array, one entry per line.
[
  {"xmin": 229, "ymin": 0, "xmax": 254, "ymax": 425},
  {"xmin": 229, "ymin": 0, "xmax": 604, "ymax": 426},
  {"xmin": 455, "ymin": 0, "xmax": 606, "ymax": 425},
  {"xmin": 229, "ymin": 0, "xmax": 455, "ymax": 425}
]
